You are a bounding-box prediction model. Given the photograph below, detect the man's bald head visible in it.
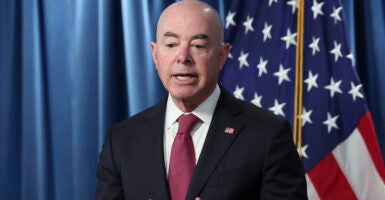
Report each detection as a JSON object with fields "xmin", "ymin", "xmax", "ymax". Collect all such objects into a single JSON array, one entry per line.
[{"xmin": 156, "ymin": 0, "xmax": 224, "ymax": 44}]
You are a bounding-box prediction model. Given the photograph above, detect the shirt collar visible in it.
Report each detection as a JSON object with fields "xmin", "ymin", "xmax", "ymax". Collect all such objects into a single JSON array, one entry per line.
[{"xmin": 165, "ymin": 84, "xmax": 221, "ymax": 130}]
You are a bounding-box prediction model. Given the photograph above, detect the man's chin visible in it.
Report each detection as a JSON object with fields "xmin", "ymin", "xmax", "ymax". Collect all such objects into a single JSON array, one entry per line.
[
  {"xmin": 169, "ymin": 93, "xmax": 195, "ymax": 102},
  {"xmin": 169, "ymin": 87, "xmax": 197, "ymax": 98}
]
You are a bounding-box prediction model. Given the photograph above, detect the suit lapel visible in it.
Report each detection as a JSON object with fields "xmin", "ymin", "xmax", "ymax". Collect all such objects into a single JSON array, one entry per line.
[
  {"xmin": 143, "ymin": 95, "xmax": 171, "ymax": 199},
  {"xmin": 186, "ymin": 90, "xmax": 245, "ymax": 199}
]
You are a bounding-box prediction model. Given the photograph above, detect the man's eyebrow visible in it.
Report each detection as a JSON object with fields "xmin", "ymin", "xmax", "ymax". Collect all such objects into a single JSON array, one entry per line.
[
  {"xmin": 192, "ymin": 34, "xmax": 209, "ymax": 40},
  {"xmin": 162, "ymin": 32, "xmax": 209, "ymax": 40},
  {"xmin": 163, "ymin": 32, "xmax": 179, "ymax": 38}
]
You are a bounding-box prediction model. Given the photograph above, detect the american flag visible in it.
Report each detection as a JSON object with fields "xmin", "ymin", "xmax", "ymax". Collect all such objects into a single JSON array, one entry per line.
[{"xmin": 219, "ymin": 0, "xmax": 385, "ymax": 199}]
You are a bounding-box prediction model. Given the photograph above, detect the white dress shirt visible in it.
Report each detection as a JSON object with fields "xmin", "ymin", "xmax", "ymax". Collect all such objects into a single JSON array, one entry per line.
[{"xmin": 164, "ymin": 84, "xmax": 220, "ymax": 175}]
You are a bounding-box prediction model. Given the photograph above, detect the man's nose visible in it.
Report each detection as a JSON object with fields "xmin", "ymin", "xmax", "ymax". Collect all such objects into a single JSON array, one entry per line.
[{"xmin": 176, "ymin": 46, "xmax": 192, "ymax": 64}]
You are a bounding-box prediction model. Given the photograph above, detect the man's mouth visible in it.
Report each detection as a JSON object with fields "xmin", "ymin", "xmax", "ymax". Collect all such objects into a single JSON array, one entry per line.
[{"xmin": 176, "ymin": 75, "xmax": 193, "ymax": 81}]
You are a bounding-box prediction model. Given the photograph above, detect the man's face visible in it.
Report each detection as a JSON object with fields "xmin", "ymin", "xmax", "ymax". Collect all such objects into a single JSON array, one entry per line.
[{"xmin": 151, "ymin": 5, "xmax": 229, "ymax": 111}]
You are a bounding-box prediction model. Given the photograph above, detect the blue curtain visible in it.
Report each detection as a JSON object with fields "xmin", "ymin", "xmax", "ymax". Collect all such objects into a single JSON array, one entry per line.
[
  {"xmin": 342, "ymin": 0, "xmax": 385, "ymax": 158},
  {"xmin": 0, "ymin": 0, "xmax": 167, "ymax": 199},
  {"xmin": 0, "ymin": 0, "xmax": 383, "ymax": 199}
]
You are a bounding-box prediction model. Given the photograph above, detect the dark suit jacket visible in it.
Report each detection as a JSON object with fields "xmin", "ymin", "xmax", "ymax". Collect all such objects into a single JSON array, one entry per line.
[{"xmin": 95, "ymin": 88, "xmax": 307, "ymax": 200}]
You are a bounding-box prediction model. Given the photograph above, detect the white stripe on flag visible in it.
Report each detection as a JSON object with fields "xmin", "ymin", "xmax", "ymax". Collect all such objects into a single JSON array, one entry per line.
[
  {"xmin": 305, "ymin": 174, "xmax": 320, "ymax": 200},
  {"xmin": 332, "ymin": 128, "xmax": 385, "ymax": 199}
]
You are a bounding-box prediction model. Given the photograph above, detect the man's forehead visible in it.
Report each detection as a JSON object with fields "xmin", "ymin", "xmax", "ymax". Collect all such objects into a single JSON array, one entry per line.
[
  {"xmin": 158, "ymin": 2, "xmax": 218, "ymax": 30},
  {"xmin": 156, "ymin": 1, "xmax": 223, "ymax": 42}
]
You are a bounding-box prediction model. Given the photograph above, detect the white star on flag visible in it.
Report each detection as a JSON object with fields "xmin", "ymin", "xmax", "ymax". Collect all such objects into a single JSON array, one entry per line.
[
  {"xmin": 311, "ymin": 0, "xmax": 325, "ymax": 19},
  {"xmin": 228, "ymin": 52, "xmax": 233, "ymax": 59},
  {"xmin": 243, "ymin": 16, "xmax": 254, "ymax": 34},
  {"xmin": 324, "ymin": 77, "xmax": 343, "ymax": 97},
  {"xmin": 346, "ymin": 53, "xmax": 356, "ymax": 67},
  {"xmin": 330, "ymin": 6, "xmax": 343, "ymax": 24},
  {"xmin": 304, "ymin": 70, "xmax": 319, "ymax": 92},
  {"xmin": 287, "ymin": 0, "xmax": 298, "ymax": 14},
  {"xmin": 281, "ymin": 28, "xmax": 297, "ymax": 49},
  {"xmin": 329, "ymin": 40, "xmax": 343, "ymax": 62},
  {"xmin": 262, "ymin": 22, "xmax": 273, "ymax": 42},
  {"xmin": 257, "ymin": 57, "xmax": 268, "ymax": 77},
  {"xmin": 238, "ymin": 51, "xmax": 250, "ymax": 69},
  {"xmin": 274, "ymin": 64, "xmax": 291, "ymax": 85},
  {"xmin": 349, "ymin": 82, "xmax": 364, "ymax": 101},
  {"xmin": 233, "ymin": 85, "xmax": 245, "ymax": 100},
  {"xmin": 323, "ymin": 112, "xmax": 339, "ymax": 133},
  {"xmin": 226, "ymin": 11, "xmax": 236, "ymax": 29},
  {"xmin": 269, "ymin": 99, "xmax": 286, "ymax": 117},
  {"xmin": 301, "ymin": 107, "xmax": 313, "ymax": 127},
  {"xmin": 300, "ymin": 144, "xmax": 309, "ymax": 159},
  {"xmin": 268, "ymin": 0, "xmax": 278, "ymax": 7},
  {"xmin": 251, "ymin": 92, "xmax": 263, "ymax": 108},
  {"xmin": 308, "ymin": 36, "xmax": 320, "ymax": 55}
]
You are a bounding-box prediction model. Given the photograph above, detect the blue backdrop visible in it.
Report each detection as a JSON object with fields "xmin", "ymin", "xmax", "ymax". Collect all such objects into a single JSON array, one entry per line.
[{"xmin": 0, "ymin": 0, "xmax": 383, "ymax": 199}]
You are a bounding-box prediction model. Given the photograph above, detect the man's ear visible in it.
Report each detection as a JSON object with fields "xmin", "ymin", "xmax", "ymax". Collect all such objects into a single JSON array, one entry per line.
[
  {"xmin": 150, "ymin": 42, "xmax": 158, "ymax": 68},
  {"xmin": 219, "ymin": 43, "xmax": 231, "ymax": 70}
]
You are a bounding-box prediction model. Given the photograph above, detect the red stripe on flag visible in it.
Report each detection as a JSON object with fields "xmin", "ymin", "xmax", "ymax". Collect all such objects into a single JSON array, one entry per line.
[
  {"xmin": 357, "ymin": 112, "xmax": 385, "ymax": 182},
  {"xmin": 308, "ymin": 153, "xmax": 357, "ymax": 200}
]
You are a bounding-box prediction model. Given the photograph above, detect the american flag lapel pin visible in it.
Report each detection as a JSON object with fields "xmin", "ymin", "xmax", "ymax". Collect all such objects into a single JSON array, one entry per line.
[{"xmin": 224, "ymin": 127, "xmax": 235, "ymax": 134}]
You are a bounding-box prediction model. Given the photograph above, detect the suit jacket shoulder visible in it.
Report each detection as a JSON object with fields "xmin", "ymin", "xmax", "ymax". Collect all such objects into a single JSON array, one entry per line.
[
  {"xmin": 187, "ymin": 88, "xmax": 307, "ymax": 199},
  {"xmin": 110, "ymin": 95, "xmax": 168, "ymax": 134},
  {"xmin": 95, "ymin": 95, "xmax": 171, "ymax": 200}
]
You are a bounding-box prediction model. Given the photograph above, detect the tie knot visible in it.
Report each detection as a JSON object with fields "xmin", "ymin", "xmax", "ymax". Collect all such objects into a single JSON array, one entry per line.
[{"xmin": 178, "ymin": 114, "xmax": 200, "ymax": 134}]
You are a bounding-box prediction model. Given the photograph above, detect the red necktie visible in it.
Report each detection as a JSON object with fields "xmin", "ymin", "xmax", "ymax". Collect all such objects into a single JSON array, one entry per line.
[{"xmin": 168, "ymin": 114, "xmax": 200, "ymax": 200}]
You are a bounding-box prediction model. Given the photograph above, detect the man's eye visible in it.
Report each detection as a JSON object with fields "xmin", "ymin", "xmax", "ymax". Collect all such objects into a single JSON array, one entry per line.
[
  {"xmin": 194, "ymin": 45, "xmax": 205, "ymax": 49},
  {"xmin": 166, "ymin": 44, "xmax": 175, "ymax": 48}
]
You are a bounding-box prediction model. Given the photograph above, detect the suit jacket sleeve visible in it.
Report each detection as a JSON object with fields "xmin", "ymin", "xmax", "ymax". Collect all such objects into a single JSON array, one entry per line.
[
  {"xmin": 95, "ymin": 128, "xmax": 125, "ymax": 200},
  {"xmin": 260, "ymin": 119, "xmax": 307, "ymax": 199}
]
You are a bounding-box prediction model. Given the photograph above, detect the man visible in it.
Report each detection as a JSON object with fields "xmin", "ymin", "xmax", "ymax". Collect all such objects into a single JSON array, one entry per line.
[{"xmin": 95, "ymin": 1, "xmax": 307, "ymax": 199}]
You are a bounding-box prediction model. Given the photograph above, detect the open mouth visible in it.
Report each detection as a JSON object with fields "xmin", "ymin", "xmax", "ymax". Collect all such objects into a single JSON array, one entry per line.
[{"xmin": 176, "ymin": 75, "xmax": 193, "ymax": 80}]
